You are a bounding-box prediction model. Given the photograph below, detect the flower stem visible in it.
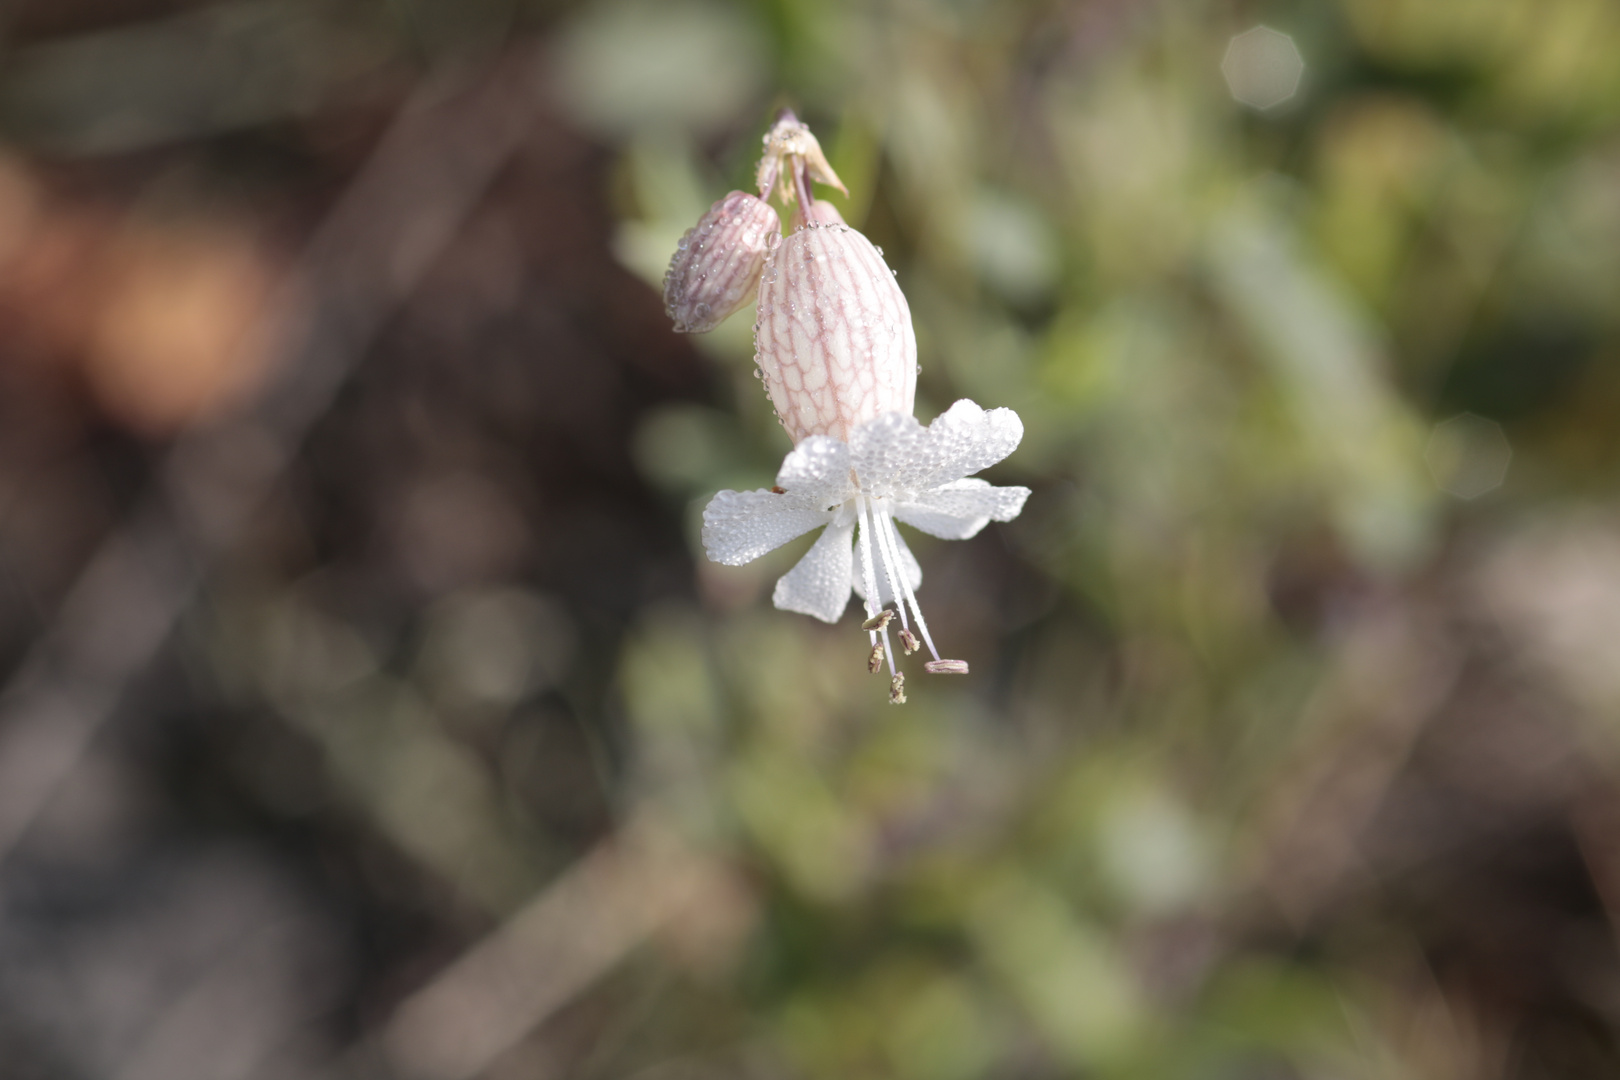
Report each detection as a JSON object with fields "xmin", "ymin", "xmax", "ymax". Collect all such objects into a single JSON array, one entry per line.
[{"xmin": 790, "ymin": 154, "xmax": 814, "ymax": 229}]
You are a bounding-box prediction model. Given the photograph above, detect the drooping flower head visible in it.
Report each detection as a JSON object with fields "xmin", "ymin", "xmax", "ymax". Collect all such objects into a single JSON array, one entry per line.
[{"xmin": 663, "ymin": 110, "xmax": 1030, "ymax": 702}]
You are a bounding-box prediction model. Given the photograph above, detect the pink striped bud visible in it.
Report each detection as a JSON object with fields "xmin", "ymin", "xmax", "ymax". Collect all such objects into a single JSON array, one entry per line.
[
  {"xmin": 663, "ymin": 191, "xmax": 780, "ymax": 334},
  {"xmin": 802, "ymin": 200, "xmax": 845, "ymax": 226},
  {"xmin": 754, "ymin": 223, "xmax": 917, "ymax": 444}
]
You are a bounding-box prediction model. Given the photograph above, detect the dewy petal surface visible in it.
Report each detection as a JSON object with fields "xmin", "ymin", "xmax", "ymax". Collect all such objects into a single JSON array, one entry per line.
[
  {"xmin": 894, "ymin": 478, "xmax": 1032, "ymax": 540},
  {"xmin": 851, "ymin": 400, "xmax": 1025, "ymax": 496},
  {"xmin": 776, "ymin": 435, "xmax": 854, "ymax": 503},
  {"xmin": 922, "ymin": 400, "xmax": 1026, "ymax": 483},
  {"xmin": 846, "ymin": 411, "xmax": 931, "ymax": 497},
  {"xmin": 702, "ymin": 489, "xmax": 831, "ymax": 566},
  {"xmin": 755, "ymin": 224, "xmax": 917, "ymax": 444},
  {"xmin": 772, "ymin": 520, "xmax": 855, "ymax": 622}
]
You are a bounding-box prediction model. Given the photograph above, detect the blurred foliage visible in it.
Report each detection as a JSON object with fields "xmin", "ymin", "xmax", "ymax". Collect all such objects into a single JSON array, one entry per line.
[
  {"xmin": 7, "ymin": 0, "xmax": 1620, "ymax": 1078},
  {"xmin": 595, "ymin": 0, "xmax": 1620, "ymax": 1075}
]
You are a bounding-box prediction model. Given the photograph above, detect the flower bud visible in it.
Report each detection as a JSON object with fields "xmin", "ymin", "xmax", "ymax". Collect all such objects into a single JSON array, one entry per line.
[
  {"xmin": 754, "ymin": 223, "xmax": 917, "ymax": 444},
  {"xmin": 802, "ymin": 200, "xmax": 845, "ymax": 226},
  {"xmin": 663, "ymin": 191, "xmax": 780, "ymax": 334}
]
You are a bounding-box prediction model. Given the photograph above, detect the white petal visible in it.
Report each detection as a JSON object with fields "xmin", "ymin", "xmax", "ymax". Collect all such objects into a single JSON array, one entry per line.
[
  {"xmin": 921, "ymin": 400, "xmax": 1025, "ymax": 485},
  {"xmin": 777, "ymin": 435, "xmax": 854, "ymax": 506},
  {"xmin": 893, "ymin": 479, "xmax": 1032, "ymax": 540},
  {"xmin": 852, "ymin": 520, "xmax": 922, "ymax": 604},
  {"xmin": 702, "ymin": 489, "xmax": 832, "ymax": 566},
  {"xmin": 847, "ymin": 412, "xmax": 930, "ymax": 497},
  {"xmin": 849, "ymin": 400, "xmax": 1025, "ymax": 495},
  {"xmin": 772, "ymin": 521, "xmax": 854, "ymax": 622}
]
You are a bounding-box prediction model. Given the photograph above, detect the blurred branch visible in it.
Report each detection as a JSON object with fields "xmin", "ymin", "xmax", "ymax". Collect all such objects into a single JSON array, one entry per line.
[
  {"xmin": 0, "ymin": 0, "xmax": 359, "ymax": 155},
  {"xmin": 0, "ymin": 45, "xmax": 549, "ymax": 866},
  {"xmin": 381, "ymin": 816, "xmax": 715, "ymax": 1080},
  {"xmin": 1244, "ymin": 601, "xmax": 1462, "ymax": 926}
]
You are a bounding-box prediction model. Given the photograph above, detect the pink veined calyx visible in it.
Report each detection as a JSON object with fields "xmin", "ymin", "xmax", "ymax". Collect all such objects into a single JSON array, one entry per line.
[{"xmin": 663, "ymin": 110, "xmax": 1031, "ymax": 703}]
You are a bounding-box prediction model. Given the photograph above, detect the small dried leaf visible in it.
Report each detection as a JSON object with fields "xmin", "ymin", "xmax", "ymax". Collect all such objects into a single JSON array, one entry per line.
[{"xmin": 757, "ymin": 114, "xmax": 848, "ymax": 200}]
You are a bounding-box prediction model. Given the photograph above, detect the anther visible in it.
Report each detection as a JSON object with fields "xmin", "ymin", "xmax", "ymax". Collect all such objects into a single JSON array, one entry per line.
[
  {"xmin": 868, "ymin": 643, "xmax": 885, "ymax": 674},
  {"xmin": 899, "ymin": 628, "xmax": 919, "ymax": 655},
  {"xmin": 889, "ymin": 673, "xmax": 906, "ymax": 704},
  {"xmin": 923, "ymin": 659, "xmax": 969, "ymax": 675},
  {"xmin": 862, "ymin": 609, "xmax": 895, "ymax": 631}
]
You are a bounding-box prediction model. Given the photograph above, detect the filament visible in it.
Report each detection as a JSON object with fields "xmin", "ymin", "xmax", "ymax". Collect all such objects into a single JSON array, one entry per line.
[
  {"xmin": 855, "ymin": 494, "xmax": 896, "ymax": 677},
  {"xmin": 867, "ymin": 497, "xmax": 912, "ymax": 635},
  {"xmin": 879, "ymin": 507, "xmax": 942, "ymax": 662}
]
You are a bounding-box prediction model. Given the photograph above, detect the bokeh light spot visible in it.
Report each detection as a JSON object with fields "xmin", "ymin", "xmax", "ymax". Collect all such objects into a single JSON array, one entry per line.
[
  {"xmin": 1425, "ymin": 412, "xmax": 1512, "ymax": 499},
  {"xmin": 1222, "ymin": 26, "xmax": 1305, "ymax": 111}
]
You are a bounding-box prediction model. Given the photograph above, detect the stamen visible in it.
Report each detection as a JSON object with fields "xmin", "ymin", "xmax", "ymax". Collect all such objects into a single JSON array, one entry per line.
[
  {"xmin": 867, "ymin": 498, "xmax": 912, "ymax": 639},
  {"xmin": 877, "ymin": 508, "xmax": 943, "ymax": 662},
  {"xmin": 854, "ymin": 495, "xmax": 883, "ymax": 625},
  {"xmin": 864, "ymin": 498, "xmax": 911, "ymax": 684},
  {"xmin": 854, "ymin": 494, "xmax": 896, "ymax": 678},
  {"xmin": 862, "ymin": 610, "xmax": 895, "ymax": 631}
]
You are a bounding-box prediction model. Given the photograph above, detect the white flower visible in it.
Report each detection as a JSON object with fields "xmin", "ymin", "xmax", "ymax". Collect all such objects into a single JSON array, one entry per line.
[
  {"xmin": 702, "ymin": 400, "xmax": 1031, "ymax": 686},
  {"xmin": 663, "ymin": 110, "xmax": 1034, "ymax": 700}
]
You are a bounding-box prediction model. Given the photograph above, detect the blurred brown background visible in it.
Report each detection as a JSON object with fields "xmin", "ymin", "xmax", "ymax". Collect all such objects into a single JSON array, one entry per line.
[{"xmin": 2, "ymin": 0, "xmax": 1620, "ymax": 1077}]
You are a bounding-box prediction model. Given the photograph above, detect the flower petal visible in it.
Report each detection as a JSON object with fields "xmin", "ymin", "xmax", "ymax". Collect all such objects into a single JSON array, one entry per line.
[
  {"xmin": 703, "ymin": 436, "xmax": 856, "ymax": 566},
  {"xmin": 702, "ymin": 489, "xmax": 831, "ymax": 566},
  {"xmin": 893, "ymin": 479, "xmax": 1032, "ymax": 540},
  {"xmin": 852, "ymin": 520, "xmax": 921, "ymax": 604},
  {"xmin": 772, "ymin": 520, "xmax": 854, "ymax": 622},
  {"xmin": 919, "ymin": 399, "xmax": 1025, "ymax": 486},
  {"xmin": 777, "ymin": 435, "xmax": 854, "ymax": 500},
  {"xmin": 847, "ymin": 411, "xmax": 930, "ymax": 497},
  {"xmin": 848, "ymin": 400, "xmax": 1025, "ymax": 496}
]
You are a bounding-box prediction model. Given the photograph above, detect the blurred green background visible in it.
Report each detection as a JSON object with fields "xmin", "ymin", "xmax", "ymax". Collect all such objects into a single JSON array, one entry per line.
[{"xmin": 3, "ymin": 0, "xmax": 1620, "ymax": 1077}]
